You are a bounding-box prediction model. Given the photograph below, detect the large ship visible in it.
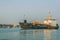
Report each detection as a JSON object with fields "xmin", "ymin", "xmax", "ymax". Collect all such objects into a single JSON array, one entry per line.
[{"xmin": 19, "ymin": 11, "xmax": 59, "ymax": 29}]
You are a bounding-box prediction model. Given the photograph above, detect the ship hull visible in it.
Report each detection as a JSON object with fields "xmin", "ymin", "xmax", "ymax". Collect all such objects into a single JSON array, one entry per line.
[
  {"xmin": 19, "ymin": 23, "xmax": 59, "ymax": 29},
  {"xmin": 20, "ymin": 26, "xmax": 58, "ymax": 29}
]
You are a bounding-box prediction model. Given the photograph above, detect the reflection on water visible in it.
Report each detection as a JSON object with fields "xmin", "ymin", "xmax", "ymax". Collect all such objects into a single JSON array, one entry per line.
[
  {"xmin": 20, "ymin": 29, "xmax": 57, "ymax": 40},
  {"xmin": 44, "ymin": 29, "xmax": 57, "ymax": 40},
  {"xmin": 0, "ymin": 28, "xmax": 59, "ymax": 40}
]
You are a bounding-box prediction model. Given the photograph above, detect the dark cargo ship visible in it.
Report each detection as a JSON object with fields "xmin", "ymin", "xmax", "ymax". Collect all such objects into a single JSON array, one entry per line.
[{"xmin": 19, "ymin": 11, "xmax": 59, "ymax": 29}]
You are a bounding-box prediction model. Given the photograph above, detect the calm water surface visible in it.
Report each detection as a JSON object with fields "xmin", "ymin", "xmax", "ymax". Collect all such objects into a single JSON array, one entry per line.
[{"xmin": 0, "ymin": 27, "xmax": 60, "ymax": 40}]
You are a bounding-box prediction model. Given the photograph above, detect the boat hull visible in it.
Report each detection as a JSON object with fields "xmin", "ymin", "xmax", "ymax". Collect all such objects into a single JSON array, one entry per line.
[{"xmin": 19, "ymin": 23, "xmax": 59, "ymax": 29}]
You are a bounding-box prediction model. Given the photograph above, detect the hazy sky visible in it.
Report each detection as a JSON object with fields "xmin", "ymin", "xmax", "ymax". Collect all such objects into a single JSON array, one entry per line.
[{"xmin": 0, "ymin": 0, "xmax": 60, "ymax": 24}]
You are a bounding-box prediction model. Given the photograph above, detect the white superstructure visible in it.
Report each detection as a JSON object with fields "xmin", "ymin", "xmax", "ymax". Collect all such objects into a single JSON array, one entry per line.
[{"xmin": 44, "ymin": 11, "xmax": 57, "ymax": 26}]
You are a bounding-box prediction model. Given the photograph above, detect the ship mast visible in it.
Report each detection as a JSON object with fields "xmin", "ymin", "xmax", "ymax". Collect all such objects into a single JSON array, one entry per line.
[
  {"xmin": 23, "ymin": 14, "xmax": 26, "ymax": 19},
  {"xmin": 47, "ymin": 11, "xmax": 52, "ymax": 20},
  {"xmin": 23, "ymin": 14, "xmax": 27, "ymax": 23}
]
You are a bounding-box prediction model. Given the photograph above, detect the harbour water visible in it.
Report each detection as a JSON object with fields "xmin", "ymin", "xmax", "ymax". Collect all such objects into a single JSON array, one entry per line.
[{"xmin": 0, "ymin": 27, "xmax": 60, "ymax": 40}]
